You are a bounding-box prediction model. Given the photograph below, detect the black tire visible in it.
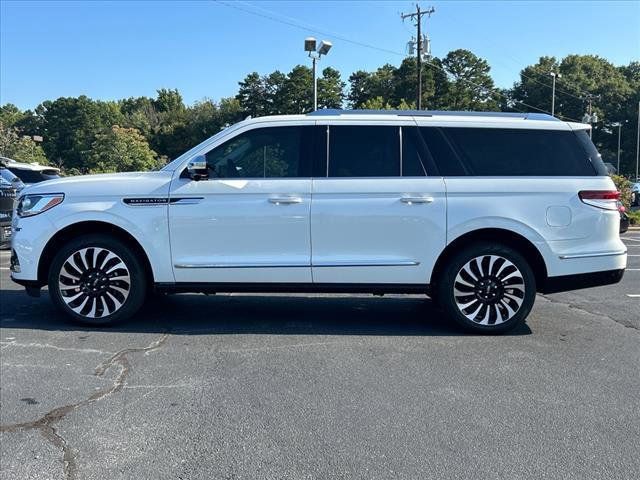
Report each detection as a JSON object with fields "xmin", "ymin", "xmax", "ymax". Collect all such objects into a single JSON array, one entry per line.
[
  {"xmin": 48, "ymin": 234, "xmax": 147, "ymax": 326},
  {"xmin": 436, "ymin": 242, "xmax": 536, "ymax": 334}
]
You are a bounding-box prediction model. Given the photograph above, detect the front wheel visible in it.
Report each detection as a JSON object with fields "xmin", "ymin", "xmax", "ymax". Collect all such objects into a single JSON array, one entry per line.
[
  {"xmin": 48, "ymin": 235, "xmax": 147, "ymax": 326},
  {"xmin": 436, "ymin": 243, "xmax": 536, "ymax": 334}
]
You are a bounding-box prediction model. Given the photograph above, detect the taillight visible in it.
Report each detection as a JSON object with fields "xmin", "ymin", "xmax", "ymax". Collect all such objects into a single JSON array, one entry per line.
[{"xmin": 578, "ymin": 190, "xmax": 620, "ymax": 210}]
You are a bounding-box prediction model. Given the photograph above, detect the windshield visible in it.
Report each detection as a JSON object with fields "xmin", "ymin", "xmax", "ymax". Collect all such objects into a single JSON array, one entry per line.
[{"xmin": 0, "ymin": 167, "xmax": 20, "ymax": 184}]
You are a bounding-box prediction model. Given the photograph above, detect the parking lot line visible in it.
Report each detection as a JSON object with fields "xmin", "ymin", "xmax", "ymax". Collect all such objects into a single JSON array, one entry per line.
[{"xmin": 626, "ymin": 294, "xmax": 640, "ymax": 298}]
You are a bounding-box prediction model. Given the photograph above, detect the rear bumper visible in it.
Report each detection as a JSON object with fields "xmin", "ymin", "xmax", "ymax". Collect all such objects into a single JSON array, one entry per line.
[{"xmin": 540, "ymin": 269, "xmax": 625, "ymax": 294}]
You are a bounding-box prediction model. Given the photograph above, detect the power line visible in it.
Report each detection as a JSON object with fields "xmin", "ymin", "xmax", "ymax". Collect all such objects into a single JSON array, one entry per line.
[{"xmin": 213, "ymin": 0, "xmax": 581, "ymax": 122}]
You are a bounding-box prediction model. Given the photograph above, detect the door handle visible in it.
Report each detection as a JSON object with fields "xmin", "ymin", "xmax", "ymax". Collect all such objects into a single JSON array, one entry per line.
[
  {"xmin": 268, "ymin": 196, "xmax": 303, "ymax": 205},
  {"xmin": 400, "ymin": 195, "xmax": 434, "ymax": 204}
]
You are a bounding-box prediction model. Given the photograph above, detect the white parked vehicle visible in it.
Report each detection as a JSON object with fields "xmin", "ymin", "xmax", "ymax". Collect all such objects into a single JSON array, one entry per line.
[
  {"xmin": 10, "ymin": 110, "xmax": 627, "ymax": 333},
  {"xmin": 1, "ymin": 157, "xmax": 61, "ymax": 185}
]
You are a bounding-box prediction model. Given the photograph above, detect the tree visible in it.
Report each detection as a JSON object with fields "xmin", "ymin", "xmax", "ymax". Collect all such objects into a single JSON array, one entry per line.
[
  {"xmin": 510, "ymin": 55, "xmax": 637, "ymax": 174},
  {"xmin": 0, "ymin": 104, "xmax": 26, "ymax": 128},
  {"xmin": 279, "ymin": 65, "xmax": 313, "ymax": 113},
  {"xmin": 236, "ymin": 72, "xmax": 269, "ymax": 117},
  {"xmin": 0, "ymin": 122, "xmax": 49, "ymax": 164},
  {"xmin": 86, "ymin": 125, "xmax": 159, "ymax": 173},
  {"xmin": 30, "ymin": 96, "xmax": 124, "ymax": 170},
  {"xmin": 347, "ymin": 70, "xmax": 373, "ymax": 108},
  {"xmin": 440, "ymin": 49, "xmax": 499, "ymax": 111},
  {"xmin": 317, "ymin": 67, "xmax": 345, "ymax": 109}
]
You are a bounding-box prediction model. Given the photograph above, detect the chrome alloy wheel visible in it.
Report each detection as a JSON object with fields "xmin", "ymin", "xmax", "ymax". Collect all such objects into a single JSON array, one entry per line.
[
  {"xmin": 453, "ymin": 255, "xmax": 525, "ymax": 325},
  {"xmin": 58, "ymin": 248, "xmax": 131, "ymax": 318}
]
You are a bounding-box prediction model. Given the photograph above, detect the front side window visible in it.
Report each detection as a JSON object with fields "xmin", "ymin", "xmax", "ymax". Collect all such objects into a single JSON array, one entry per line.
[
  {"xmin": 205, "ymin": 126, "xmax": 311, "ymax": 178},
  {"xmin": 328, "ymin": 126, "xmax": 400, "ymax": 177}
]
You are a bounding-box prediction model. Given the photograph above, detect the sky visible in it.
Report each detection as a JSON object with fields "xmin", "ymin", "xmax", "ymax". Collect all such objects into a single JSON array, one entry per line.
[{"xmin": 1, "ymin": 0, "xmax": 639, "ymax": 110}]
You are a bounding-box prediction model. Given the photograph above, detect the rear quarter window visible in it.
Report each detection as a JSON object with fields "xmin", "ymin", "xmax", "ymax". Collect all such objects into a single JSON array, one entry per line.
[{"xmin": 440, "ymin": 127, "xmax": 598, "ymax": 176}]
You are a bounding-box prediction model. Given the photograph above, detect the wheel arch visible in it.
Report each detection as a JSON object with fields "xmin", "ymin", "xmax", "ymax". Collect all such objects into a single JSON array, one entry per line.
[
  {"xmin": 37, "ymin": 221, "xmax": 154, "ymax": 286},
  {"xmin": 431, "ymin": 228, "xmax": 548, "ymax": 291}
]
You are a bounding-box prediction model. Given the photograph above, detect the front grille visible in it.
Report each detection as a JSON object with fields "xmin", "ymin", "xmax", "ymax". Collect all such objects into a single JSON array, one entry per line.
[{"xmin": 0, "ymin": 186, "xmax": 17, "ymax": 216}]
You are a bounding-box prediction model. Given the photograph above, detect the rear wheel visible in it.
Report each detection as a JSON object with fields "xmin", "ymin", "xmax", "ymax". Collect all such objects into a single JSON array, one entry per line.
[
  {"xmin": 436, "ymin": 243, "xmax": 536, "ymax": 334},
  {"xmin": 48, "ymin": 235, "xmax": 147, "ymax": 326}
]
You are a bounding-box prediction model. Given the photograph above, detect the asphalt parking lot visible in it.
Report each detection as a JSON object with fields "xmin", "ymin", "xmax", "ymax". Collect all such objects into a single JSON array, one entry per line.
[{"xmin": 1, "ymin": 234, "xmax": 639, "ymax": 480}]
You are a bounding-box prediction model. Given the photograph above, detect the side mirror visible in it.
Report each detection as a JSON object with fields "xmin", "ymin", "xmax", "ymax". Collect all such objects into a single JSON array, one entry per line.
[{"xmin": 186, "ymin": 155, "xmax": 208, "ymax": 181}]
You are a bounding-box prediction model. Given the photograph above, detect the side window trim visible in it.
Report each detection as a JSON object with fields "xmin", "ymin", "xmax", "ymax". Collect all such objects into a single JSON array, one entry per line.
[{"xmin": 399, "ymin": 126, "xmax": 403, "ymax": 177}]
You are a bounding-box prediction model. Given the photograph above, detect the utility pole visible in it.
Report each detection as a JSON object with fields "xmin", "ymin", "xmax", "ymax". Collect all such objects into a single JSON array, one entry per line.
[{"xmin": 402, "ymin": 5, "xmax": 435, "ymax": 110}]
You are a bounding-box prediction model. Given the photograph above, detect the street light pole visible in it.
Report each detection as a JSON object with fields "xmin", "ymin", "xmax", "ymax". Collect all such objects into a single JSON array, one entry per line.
[
  {"xmin": 636, "ymin": 102, "xmax": 640, "ymax": 182},
  {"xmin": 550, "ymin": 72, "xmax": 561, "ymax": 117},
  {"xmin": 304, "ymin": 37, "xmax": 332, "ymax": 112},
  {"xmin": 616, "ymin": 123, "xmax": 622, "ymax": 173},
  {"xmin": 312, "ymin": 56, "xmax": 317, "ymax": 112}
]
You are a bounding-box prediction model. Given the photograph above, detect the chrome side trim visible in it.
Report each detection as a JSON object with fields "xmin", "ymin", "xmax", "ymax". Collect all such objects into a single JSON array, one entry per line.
[
  {"xmin": 314, "ymin": 260, "xmax": 420, "ymax": 267},
  {"xmin": 175, "ymin": 260, "xmax": 421, "ymax": 269},
  {"xmin": 170, "ymin": 197, "xmax": 204, "ymax": 205},
  {"xmin": 175, "ymin": 262, "xmax": 309, "ymax": 269},
  {"xmin": 559, "ymin": 250, "xmax": 627, "ymax": 260}
]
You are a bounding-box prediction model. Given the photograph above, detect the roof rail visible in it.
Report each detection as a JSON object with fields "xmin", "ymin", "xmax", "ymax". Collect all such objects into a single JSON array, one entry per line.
[{"xmin": 307, "ymin": 109, "xmax": 560, "ymax": 121}]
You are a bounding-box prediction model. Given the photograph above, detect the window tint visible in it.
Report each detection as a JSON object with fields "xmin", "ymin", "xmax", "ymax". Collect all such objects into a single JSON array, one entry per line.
[
  {"xmin": 328, "ymin": 126, "xmax": 399, "ymax": 177},
  {"xmin": 441, "ymin": 128, "xmax": 597, "ymax": 176},
  {"xmin": 574, "ymin": 130, "xmax": 608, "ymax": 176},
  {"xmin": 205, "ymin": 126, "xmax": 311, "ymax": 178},
  {"xmin": 419, "ymin": 127, "xmax": 466, "ymax": 176},
  {"xmin": 401, "ymin": 127, "xmax": 427, "ymax": 176}
]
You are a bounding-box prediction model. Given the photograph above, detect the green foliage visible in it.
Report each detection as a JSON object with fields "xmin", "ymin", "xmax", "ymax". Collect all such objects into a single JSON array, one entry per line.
[
  {"xmin": 1, "ymin": 51, "xmax": 637, "ymax": 176},
  {"xmin": 440, "ymin": 49, "xmax": 499, "ymax": 111},
  {"xmin": 0, "ymin": 122, "xmax": 49, "ymax": 165},
  {"xmin": 626, "ymin": 209, "xmax": 640, "ymax": 225},
  {"xmin": 611, "ymin": 174, "xmax": 633, "ymax": 208},
  {"xmin": 87, "ymin": 125, "xmax": 159, "ymax": 173}
]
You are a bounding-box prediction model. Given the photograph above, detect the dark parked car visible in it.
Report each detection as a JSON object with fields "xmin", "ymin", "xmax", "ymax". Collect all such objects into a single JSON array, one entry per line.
[
  {"xmin": 0, "ymin": 166, "xmax": 23, "ymax": 248},
  {"xmin": 618, "ymin": 201, "xmax": 629, "ymax": 234}
]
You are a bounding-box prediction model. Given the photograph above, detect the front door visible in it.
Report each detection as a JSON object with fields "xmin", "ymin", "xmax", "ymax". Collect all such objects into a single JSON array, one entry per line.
[{"xmin": 169, "ymin": 124, "xmax": 314, "ymax": 283}]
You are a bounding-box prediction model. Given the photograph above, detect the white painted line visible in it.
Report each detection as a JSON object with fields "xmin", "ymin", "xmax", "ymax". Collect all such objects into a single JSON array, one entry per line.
[
  {"xmin": 0, "ymin": 267, "xmax": 9, "ymax": 270},
  {"xmin": 626, "ymin": 294, "xmax": 640, "ymax": 298},
  {"xmin": 626, "ymin": 268, "xmax": 640, "ymax": 271}
]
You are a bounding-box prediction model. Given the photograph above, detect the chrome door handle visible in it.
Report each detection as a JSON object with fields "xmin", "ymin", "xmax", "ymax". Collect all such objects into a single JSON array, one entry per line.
[
  {"xmin": 400, "ymin": 196, "xmax": 434, "ymax": 204},
  {"xmin": 268, "ymin": 196, "xmax": 303, "ymax": 205}
]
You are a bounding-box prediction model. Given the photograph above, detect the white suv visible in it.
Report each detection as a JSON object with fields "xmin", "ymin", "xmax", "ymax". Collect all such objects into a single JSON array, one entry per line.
[{"xmin": 10, "ymin": 110, "xmax": 627, "ymax": 333}]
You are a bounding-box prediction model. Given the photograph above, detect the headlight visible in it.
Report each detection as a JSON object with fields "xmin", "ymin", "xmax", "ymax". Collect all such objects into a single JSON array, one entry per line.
[{"xmin": 17, "ymin": 194, "xmax": 64, "ymax": 218}]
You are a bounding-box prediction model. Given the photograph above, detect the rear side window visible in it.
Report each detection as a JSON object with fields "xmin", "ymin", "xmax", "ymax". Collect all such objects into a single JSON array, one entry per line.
[
  {"xmin": 419, "ymin": 127, "xmax": 466, "ymax": 176},
  {"xmin": 328, "ymin": 126, "xmax": 399, "ymax": 177},
  {"xmin": 401, "ymin": 127, "xmax": 427, "ymax": 176},
  {"xmin": 440, "ymin": 128, "xmax": 597, "ymax": 176}
]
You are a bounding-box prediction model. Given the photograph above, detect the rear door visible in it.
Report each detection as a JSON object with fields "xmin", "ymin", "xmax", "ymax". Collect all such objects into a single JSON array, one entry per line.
[{"xmin": 310, "ymin": 122, "xmax": 447, "ymax": 285}]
